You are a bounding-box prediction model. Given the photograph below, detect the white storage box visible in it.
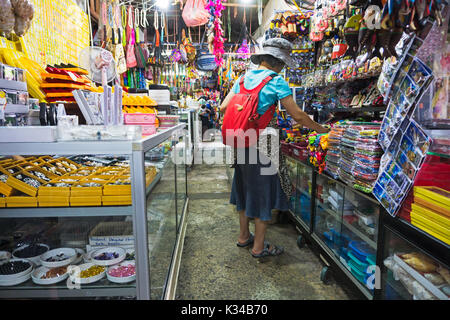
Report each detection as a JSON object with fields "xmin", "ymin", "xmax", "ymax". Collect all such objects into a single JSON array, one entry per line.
[{"xmin": 0, "ymin": 126, "xmax": 57, "ymax": 142}]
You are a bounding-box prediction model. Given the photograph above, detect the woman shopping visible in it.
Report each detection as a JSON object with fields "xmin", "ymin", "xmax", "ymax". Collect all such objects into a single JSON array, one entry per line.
[{"xmin": 220, "ymin": 38, "xmax": 329, "ymax": 259}]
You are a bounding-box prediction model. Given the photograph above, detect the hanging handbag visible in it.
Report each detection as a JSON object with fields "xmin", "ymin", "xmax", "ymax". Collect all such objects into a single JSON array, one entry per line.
[
  {"xmin": 135, "ymin": 43, "xmax": 149, "ymax": 69},
  {"xmin": 182, "ymin": 29, "xmax": 196, "ymax": 62},
  {"xmin": 144, "ymin": 66, "xmax": 153, "ymax": 81},
  {"xmin": 126, "ymin": 6, "xmax": 137, "ymax": 68},
  {"xmin": 115, "ymin": 44, "xmax": 127, "ymax": 74},
  {"xmin": 182, "ymin": 0, "xmax": 210, "ymax": 27},
  {"xmin": 195, "ymin": 28, "xmax": 217, "ymax": 72}
]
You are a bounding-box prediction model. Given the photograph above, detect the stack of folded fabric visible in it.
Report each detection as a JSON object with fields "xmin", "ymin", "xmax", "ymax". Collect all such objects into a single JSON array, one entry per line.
[
  {"xmin": 339, "ymin": 126, "xmax": 358, "ymax": 186},
  {"xmin": 351, "ymin": 127, "xmax": 383, "ymax": 193},
  {"xmin": 40, "ymin": 65, "xmax": 98, "ymax": 103},
  {"xmin": 325, "ymin": 123, "xmax": 347, "ymax": 179}
]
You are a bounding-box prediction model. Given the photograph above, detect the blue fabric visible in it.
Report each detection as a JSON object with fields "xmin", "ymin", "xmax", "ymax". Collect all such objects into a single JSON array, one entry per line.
[
  {"xmin": 230, "ymin": 148, "xmax": 290, "ymax": 221},
  {"xmin": 232, "ymin": 69, "xmax": 292, "ymax": 115}
]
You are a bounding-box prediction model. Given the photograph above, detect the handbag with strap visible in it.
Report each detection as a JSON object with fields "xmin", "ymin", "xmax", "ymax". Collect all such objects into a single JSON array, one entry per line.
[
  {"xmin": 135, "ymin": 43, "xmax": 149, "ymax": 69},
  {"xmin": 195, "ymin": 28, "xmax": 217, "ymax": 72},
  {"xmin": 182, "ymin": 0, "xmax": 209, "ymax": 27},
  {"xmin": 115, "ymin": 44, "xmax": 127, "ymax": 74},
  {"xmin": 126, "ymin": 6, "xmax": 137, "ymax": 68},
  {"xmin": 182, "ymin": 29, "xmax": 196, "ymax": 62}
]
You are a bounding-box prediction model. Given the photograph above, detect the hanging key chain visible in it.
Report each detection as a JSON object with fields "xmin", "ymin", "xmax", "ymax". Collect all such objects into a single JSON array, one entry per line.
[
  {"xmin": 135, "ymin": 7, "xmax": 140, "ymax": 43},
  {"xmin": 115, "ymin": 2, "xmax": 121, "ymax": 46},
  {"xmin": 108, "ymin": 2, "xmax": 115, "ymax": 44},
  {"xmin": 140, "ymin": 6, "xmax": 148, "ymax": 43},
  {"xmin": 122, "ymin": 4, "xmax": 127, "ymax": 46},
  {"xmin": 101, "ymin": 0, "xmax": 108, "ymax": 48}
]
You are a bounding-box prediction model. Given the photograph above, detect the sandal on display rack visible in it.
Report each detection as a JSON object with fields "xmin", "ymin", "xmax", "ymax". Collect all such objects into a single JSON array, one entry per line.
[{"xmin": 251, "ymin": 241, "xmax": 284, "ymax": 258}]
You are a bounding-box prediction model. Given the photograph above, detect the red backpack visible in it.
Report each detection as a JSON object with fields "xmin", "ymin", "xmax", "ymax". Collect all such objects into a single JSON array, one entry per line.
[{"xmin": 222, "ymin": 75, "xmax": 276, "ymax": 148}]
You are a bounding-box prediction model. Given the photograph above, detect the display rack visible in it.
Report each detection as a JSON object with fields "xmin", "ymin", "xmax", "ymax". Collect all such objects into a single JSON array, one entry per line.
[
  {"xmin": 316, "ymin": 106, "xmax": 386, "ymax": 114},
  {"xmin": 4, "ymin": 104, "xmax": 29, "ymax": 114},
  {"xmin": 381, "ymin": 213, "xmax": 450, "ymax": 268},
  {"xmin": 0, "ymin": 79, "xmax": 27, "ymax": 92},
  {"xmin": 0, "ymin": 124, "xmax": 188, "ymax": 300},
  {"xmin": 286, "ymin": 153, "xmax": 450, "ymax": 300},
  {"xmin": 285, "ymin": 154, "xmax": 383, "ymax": 300}
]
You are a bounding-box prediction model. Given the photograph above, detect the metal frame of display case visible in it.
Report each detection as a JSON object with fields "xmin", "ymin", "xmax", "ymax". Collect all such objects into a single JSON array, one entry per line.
[
  {"xmin": 285, "ymin": 155, "xmax": 384, "ymax": 300},
  {"xmin": 286, "ymin": 157, "xmax": 315, "ymax": 234},
  {"xmin": 0, "ymin": 124, "xmax": 187, "ymax": 300}
]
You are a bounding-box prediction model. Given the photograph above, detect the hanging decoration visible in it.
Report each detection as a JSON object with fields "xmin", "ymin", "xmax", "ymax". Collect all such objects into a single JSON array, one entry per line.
[
  {"xmin": 236, "ymin": 38, "xmax": 250, "ymax": 60},
  {"xmin": 205, "ymin": 0, "xmax": 226, "ymax": 67}
]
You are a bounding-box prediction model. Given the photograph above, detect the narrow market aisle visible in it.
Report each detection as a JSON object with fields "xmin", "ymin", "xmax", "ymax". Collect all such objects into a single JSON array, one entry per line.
[{"xmin": 176, "ymin": 162, "xmax": 358, "ymax": 300}]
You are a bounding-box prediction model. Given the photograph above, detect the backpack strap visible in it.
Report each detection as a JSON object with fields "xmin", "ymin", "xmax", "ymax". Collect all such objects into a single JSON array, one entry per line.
[{"xmin": 239, "ymin": 74, "xmax": 275, "ymax": 95}]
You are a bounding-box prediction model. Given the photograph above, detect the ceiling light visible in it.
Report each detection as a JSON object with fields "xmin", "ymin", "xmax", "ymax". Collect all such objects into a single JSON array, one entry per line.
[{"xmin": 155, "ymin": 0, "xmax": 169, "ymax": 9}]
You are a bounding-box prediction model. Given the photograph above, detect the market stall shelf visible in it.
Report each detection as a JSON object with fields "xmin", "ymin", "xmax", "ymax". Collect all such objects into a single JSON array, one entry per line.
[
  {"xmin": 0, "ymin": 124, "xmax": 188, "ymax": 299},
  {"xmin": 285, "ymin": 154, "xmax": 383, "ymax": 300}
]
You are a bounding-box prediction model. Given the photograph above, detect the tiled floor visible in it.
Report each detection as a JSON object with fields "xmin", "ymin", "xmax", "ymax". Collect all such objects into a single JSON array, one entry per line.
[{"xmin": 176, "ymin": 163, "xmax": 359, "ymax": 300}]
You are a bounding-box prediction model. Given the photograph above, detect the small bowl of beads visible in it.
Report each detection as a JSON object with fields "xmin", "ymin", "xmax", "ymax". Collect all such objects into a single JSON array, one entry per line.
[
  {"xmin": 72, "ymin": 248, "xmax": 85, "ymax": 265},
  {"xmin": 0, "ymin": 259, "xmax": 33, "ymax": 286},
  {"xmin": 12, "ymin": 243, "xmax": 50, "ymax": 266},
  {"xmin": 31, "ymin": 265, "xmax": 69, "ymax": 285},
  {"xmin": 107, "ymin": 261, "xmax": 136, "ymax": 284},
  {"xmin": 39, "ymin": 248, "xmax": 77, "ymax": 268},
  {"xmin": 68, "ymin": 263, "xmax": 106, "ymax": 284},
  {"xmin": 91, "ymin": 247, "xmax": 125, "ymax": 266}
]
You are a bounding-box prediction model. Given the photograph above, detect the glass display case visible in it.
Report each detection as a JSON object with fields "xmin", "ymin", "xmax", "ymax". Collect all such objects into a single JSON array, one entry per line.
[
  {"xmin": 0, "ymin": 124, "xmax": 187, "ymax": 300},
  {"xmin": 381, "ymin": 226, "xmax": 450, "ymax": 300},
  {"xmin": 286, "ymin": 156, "xmax": 314, "ymax": 233},
  {"xmin": 313, "ymin": 173, "xmax": 381, "ymax": 299}
]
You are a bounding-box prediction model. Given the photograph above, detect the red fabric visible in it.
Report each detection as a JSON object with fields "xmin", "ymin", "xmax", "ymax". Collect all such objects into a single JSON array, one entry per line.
[{"xmin": 222, "ymin": 75, "xmax": 275, "ymax": 148}]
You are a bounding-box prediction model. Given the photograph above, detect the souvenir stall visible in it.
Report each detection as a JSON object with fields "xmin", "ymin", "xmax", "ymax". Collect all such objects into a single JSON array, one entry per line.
[
  {"xmin": 0, "ymin": 0, "xmax": 190, "ymax": 300},
  {"xmin": 275, "ymin": 0, "xmax": 449, "ymax": 300}
]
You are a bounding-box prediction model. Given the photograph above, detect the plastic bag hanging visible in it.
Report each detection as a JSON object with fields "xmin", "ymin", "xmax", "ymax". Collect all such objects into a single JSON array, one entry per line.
[{"xmin": 182, "ymin": 0, "xmax": 210, "ymax": 27}]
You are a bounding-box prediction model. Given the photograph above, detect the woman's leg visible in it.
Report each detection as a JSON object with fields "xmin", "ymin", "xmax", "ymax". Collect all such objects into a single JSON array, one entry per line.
[
  {"xmin": 252, "ymin": 218, "xmax": 268, "ymax": 254},
  {"xmin": 238, "ymin": 210, "xmax": 251, "ymax": 244}
]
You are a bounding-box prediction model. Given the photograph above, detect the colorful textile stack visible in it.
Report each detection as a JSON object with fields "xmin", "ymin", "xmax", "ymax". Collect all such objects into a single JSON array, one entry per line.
[
  {"xmin": 338, "ymin": 127, "xmax": 357, "ymax": 186},
  {"xmin": 325, "ymin": 123, "xmax": 347, "ymax": 179},
  {"xmin": 338, "ymin": 124, "xmax": 382, "ymax": 193},
  {"xmin": 40, "ymin": 66, "xmax": 98, "ymax": 103},
  {"xmin": 351, "ymin": 127, "xmax": 382, "ymax": 193}
]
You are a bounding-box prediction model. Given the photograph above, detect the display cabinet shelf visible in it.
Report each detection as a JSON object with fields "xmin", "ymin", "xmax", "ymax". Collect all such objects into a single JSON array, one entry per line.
[
  {"xmin": 382, "ymin": 213, "xmax": 450, "ymax": 267},
  {"xmin": 0, "ymin": 124, "xmax": 188, "ymax": 300},
  {"xmin": 317, "ymin": 106, "xmax": 386, "ymax": 113},
  {"xmin": 310, "ymin": 232, "xmax": 374, "ymax": 300},
  {"xmin": 0, "ymin": 124, "xmax": 185, "ymax": 156},
  {"xmin": 0, "ymin": 79, "xmax": 27, "ymax": 91},
  {"xmin": 318, "ymin": 203, "xmax": 377, "ymax": 250},
  {"xmin": 4, "ymin": 104, "xmax": 29, "ymax": 114},
  {"xmin": 0, "ymin": 206, "xmax": 133, "ymax": 218},
  {"xmin": 285, "ymin": 153, "xmax": 381, "ymax": 300},
  {"xmin": 0, "ymin": 278, "xmax": 136, "ymax": 299}
]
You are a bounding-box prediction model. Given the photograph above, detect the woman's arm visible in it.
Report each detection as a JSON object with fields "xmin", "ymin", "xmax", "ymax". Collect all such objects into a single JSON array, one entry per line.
[
  {"xmin": 219, "ymin": 91, "xmax": 235, "ymax": 113},
  {"xmin": 280, "ymin": 95, "xmax": 329, "ymax": 134}
]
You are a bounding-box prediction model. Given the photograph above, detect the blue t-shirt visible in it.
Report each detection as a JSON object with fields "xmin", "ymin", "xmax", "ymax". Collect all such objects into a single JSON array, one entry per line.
[{"xmin": 232, "ymin": 69, "xmax": 292, "ymax": 115}]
